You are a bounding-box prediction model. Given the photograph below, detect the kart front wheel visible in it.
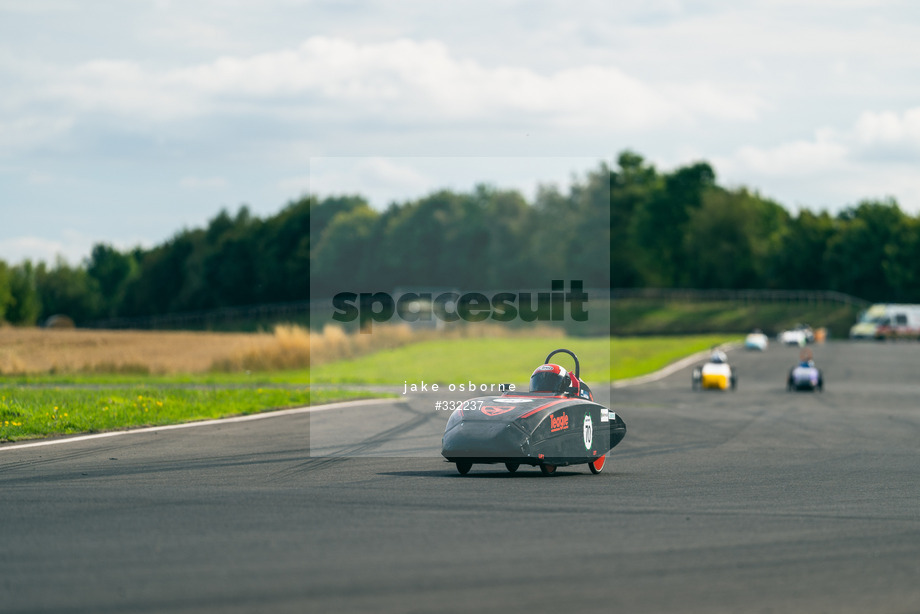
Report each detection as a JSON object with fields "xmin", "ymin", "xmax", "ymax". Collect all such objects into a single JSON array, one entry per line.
[
  {"xmin": 505, "ymin": 462, "xmax": 520, "ymax": 473},
  {"xmin": 540, "ymin": 463, "xmax": 557, "ymax": 476},
  {"xmin": 588, "ymin": 455, "xmax": 606, "ymax": 474},
  {"xmin": 456, "ymin": 461, "xmax": 472, "ymax": 475}
]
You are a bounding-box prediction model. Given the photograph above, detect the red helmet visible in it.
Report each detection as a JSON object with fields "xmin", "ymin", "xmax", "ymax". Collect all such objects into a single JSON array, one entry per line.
[{"xmin": 529, "ymin": 363, "xmax": 569, "ymax": 394}]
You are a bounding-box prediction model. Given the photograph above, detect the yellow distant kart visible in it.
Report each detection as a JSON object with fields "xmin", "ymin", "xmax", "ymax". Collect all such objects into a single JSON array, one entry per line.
[{"xmin": 691, "ymin": 349, "xmax": 737, "ymax": 391}]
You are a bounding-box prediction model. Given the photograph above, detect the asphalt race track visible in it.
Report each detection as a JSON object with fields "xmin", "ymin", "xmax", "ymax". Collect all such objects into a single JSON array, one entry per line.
[{"xmin": 2, "ymin": 341, "xmax": 919, "ymax": 613}]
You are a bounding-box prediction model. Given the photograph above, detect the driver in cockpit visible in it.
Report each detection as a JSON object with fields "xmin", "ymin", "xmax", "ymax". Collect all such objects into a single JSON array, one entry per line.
[{"xmin": 529, "ymin": 363, "xmax": 593, "ymax": 401}]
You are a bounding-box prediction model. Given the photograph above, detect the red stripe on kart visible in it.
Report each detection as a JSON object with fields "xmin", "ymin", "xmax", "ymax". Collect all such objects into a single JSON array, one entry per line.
[{"xmin": 518, "ymin": 399, "xmax": 570, "ymax": 419}]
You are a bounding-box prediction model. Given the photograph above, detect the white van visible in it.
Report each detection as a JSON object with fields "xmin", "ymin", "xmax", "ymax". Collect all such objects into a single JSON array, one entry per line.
[{"xmin": 849, "ymin": 304, "xmax": 920, "ymax": 340}]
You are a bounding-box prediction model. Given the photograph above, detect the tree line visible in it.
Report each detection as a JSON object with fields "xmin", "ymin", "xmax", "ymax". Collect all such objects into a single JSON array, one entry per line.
[{"xmin": 1, "ymin": 150, "xmax": 919, "ymax": 327}]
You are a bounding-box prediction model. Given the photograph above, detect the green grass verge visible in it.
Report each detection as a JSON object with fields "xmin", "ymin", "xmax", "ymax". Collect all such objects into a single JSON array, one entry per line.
[
  {"xmin": 0, "ymin": 387, "xmax": 386, "ymax": 443},
  {"xmin": 1, "ymin": 334, "xmax": 735, "ymax": 442},
  {"xmin": 309, "ymin": 334, "xmax": 737, "ymax": 384},
  {"xmin": 610, "ymin": 335, "xmax": 739, "ymax": 379}
]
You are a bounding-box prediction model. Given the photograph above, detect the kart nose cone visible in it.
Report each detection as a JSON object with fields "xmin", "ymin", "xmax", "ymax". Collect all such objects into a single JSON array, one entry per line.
[{"xmin": 441, "ymin": 421, "xmax": 530, "ymax": 459}]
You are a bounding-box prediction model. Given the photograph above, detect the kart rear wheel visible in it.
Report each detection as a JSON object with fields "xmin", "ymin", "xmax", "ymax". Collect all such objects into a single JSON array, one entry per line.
[
  {"xmin": 588, "ymin": 455, "xmax": 606, "ymax": 474},
  {"xmin": 455, "ymin": 461, "xmax": 472, "ymax": 475},
  {"xmin": 504, "ymin": 462, "xmax": 520, "ymax": 473},
  {"xmin": 539, "ymin": 463, "xmax": 557, "ymax": 476}
]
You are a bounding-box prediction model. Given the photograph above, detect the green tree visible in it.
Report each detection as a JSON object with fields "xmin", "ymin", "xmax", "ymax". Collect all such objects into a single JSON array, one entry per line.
[
  {"xmin": 629, "ymin": 161, "xmax": 715, "ymax": 286},
  {"xmin": 683, "ymin": 188, "xmax": 787, "ymax": 288},
  {"xmin": 120, "ymin": 232, "xmax": 200, "ymax": 316},
  {"xmin": 35, "ymin": 258, "xmax": 102, "ymax": 324},
  {"xmin": 565, "ymin": 164, "xmax": 612, "ymax": 288},
  {"xmin": 0, "ymin": 260, "xmax": 12, "ymax": 322},
  {"xmin": 256, "ymin": 196, "xmax": 312, "ymax": 302},
  {"xmin": 881, "ymin": 216, "xmax": 920, "ymax": 302},
  {"xmin": 86, "ymin": 243, "xmax": 136, "ymax": 317},
  {"xmin": 200, "ymin": 206, "xmax": 261, "ymax": 308},
  {"xmin": 6, "ymin": 261, "xmax": 42, "ymax": 325},
  {"xmin": 611, "ymin": 151, "xmax": 658, "ymax": 288},
  {"xmin": 476, "ymin": 186, "xmax": 533, "ymax": 288},
  {"xmin": 770, "ymin": 209, "xmax": 835, "ymax": 290},
  {"xmin": 826, "ymin": 200, "xmax": 906, "ymax": 301},
  {"xmin": 311, "ymin": 203, "xmax": 380, "ymax": 296}
]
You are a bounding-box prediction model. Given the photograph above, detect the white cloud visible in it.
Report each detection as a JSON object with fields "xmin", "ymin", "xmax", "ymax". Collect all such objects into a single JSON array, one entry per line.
[
  {"xmin": 50, "ymin": 59, "xmax": 203, "ymax": 120},
  {"xmin": 148, "ymin": 18, "xmax": 235, "ymax": 52},
  {"xmin": 26, "ymin": 170, "xmax": 55, "ymax": 185},
  {"xmin": 665, "ymin": 81, "xmax": 764, "ymax": 122},
  {"xmin": 854, "ymin": 108, "xmax": 920, "ymax": 146},
  {"xmin": 180, "ymin": 176, "xmax": 228, "ymax": 189},
  {"xmin": 0, "ymin": 232, "xmax": 88, "ymax": 266},
  {"xmin": 0, "ymin": 116, "xmax": 73, "ymax": 156},
  {"xmin": 3, "ymin": 0, "xmax": 920, "ymax": 261},
  {"xmin": 309, "ymin": 156, "xmax": 602, "ymax": 209},
  {"xmin": 724, "ymin": 107, "xmax": 920, "ymax": 179},
  {"xmin": 732, "ymin": 137, "xmax": 848, "ymax": 177},
  {"xmin": 17, "ymin": 36, "xmax": 763, "ymax": 134},
  {"xmin": 715, "ymin": 108, "xmax": 920, "ymax": 210},
  {"xmin": 0, "ymin": 228, "xmax": 155, "ymax": 266},
  {"xmin": 310, "ymin": 157, "xmax": 434, "ymax": 206},
  {"xmin": 276, "ymin": 175, "xmax": 310, "ymax": 197}
]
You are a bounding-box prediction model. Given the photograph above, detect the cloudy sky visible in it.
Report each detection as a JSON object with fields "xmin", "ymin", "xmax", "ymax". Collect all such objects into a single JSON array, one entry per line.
[{"xmin": 2, "ymin": 0, "xmax": 920, "ymax": 264}]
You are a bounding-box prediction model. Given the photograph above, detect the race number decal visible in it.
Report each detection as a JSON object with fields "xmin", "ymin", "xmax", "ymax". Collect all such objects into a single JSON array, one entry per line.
[{"xmin": 583, "ymin": 413, "xmax": 593, "ymax": 449}]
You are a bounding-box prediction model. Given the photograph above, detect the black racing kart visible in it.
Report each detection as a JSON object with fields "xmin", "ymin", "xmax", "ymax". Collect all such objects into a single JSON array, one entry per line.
[{"xmin": 440, "ymin": 349, "xmax": 626, "ymax": 476}]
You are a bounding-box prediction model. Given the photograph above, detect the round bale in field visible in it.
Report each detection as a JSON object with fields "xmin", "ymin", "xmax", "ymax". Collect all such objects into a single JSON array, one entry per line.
[{"xmin": 43, "ymin": 314, "xmax": 76, "ymax": 329}]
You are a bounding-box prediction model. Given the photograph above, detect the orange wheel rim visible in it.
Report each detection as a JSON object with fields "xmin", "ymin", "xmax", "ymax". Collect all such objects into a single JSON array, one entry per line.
[{"xmin": 592, "ymin": 456, "xmax": 606, "ymax": 471}]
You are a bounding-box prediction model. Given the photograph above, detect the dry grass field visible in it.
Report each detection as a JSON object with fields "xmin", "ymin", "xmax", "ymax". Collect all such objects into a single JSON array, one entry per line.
[
  {"xmin": 0, "ymin": 323, "xmax": 564, "ymax": 375},
  {"xmin": 0, "ymin": 326, "xmax": 281, "ymax": 375}
]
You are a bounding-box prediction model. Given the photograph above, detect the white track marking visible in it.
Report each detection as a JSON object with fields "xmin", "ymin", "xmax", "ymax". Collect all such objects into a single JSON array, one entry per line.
[{"xmin": 0, "ymin": 397, "xmax": 401, "ymax": 452}]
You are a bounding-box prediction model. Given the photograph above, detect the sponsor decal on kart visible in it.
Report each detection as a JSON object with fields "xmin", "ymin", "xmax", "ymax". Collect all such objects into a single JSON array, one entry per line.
[
  {"xmin": 601, "ymin": 408, "xmax": 609, "ymax": 422},
  {"xmin": 583, "ymin": 413, "xmax": 593, "ymax": 449},
  {"xmin": 480, "ymin": 406, "xmax": 516, "ymax": 416},
  {"xmin": 550, "ymin": 412, "xmax": 569, "ymax": 432}
]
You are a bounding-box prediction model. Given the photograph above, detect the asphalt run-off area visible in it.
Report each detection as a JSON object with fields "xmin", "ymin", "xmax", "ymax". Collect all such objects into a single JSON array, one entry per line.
[{"xmin": 1, "ymin": 341, "xmax": 919, "ymax": 613}]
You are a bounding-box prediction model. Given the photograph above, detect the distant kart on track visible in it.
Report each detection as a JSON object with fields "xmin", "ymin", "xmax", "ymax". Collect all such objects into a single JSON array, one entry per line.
[
  {"xmin": 691, "ymin": 348, "xmax": 737, "ymax": 391},
  {"xmin": 744, "ymin": 330, "xmax": 769, "ymax": 351},
  {"xmin": 440, "ymin": 349, "xmax": 626, "ymax": 476},
  {"xmin": 787, "ymin": 348, "xmax": 823, "ymax": 392},
  {"xmin": 780, "ymin": 323, "xmax": 815, "ymax": 346}
]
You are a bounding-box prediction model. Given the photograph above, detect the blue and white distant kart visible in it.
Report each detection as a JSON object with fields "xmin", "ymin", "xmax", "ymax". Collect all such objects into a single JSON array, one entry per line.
[{"xmin": 787, "ymin": 361, "xmax": 823, "ymax": 392}]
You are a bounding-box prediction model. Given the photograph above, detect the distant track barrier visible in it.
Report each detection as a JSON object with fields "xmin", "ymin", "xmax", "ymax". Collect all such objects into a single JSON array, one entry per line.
[
  {"xmin": 610, "ymin": 288, "xmax": 870, "ymax": 308},
  {"xmin": 86, "ymin": 300, "xmax": 314, "ymax": 330},
  {"xmin": 84, "ymin": 289, "xmax": 870, "ymax": 331}
]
